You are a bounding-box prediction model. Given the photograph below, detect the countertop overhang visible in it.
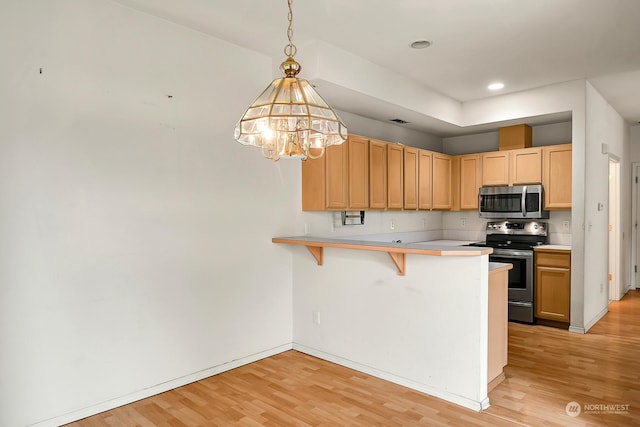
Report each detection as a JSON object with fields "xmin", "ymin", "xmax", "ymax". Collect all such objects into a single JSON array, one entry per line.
[{"xmin": 272, "ymin": 236, "xmax": 493, "ymax": 276}]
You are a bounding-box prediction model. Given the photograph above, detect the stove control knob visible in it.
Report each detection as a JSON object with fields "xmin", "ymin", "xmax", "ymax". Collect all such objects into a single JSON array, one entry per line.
[{"xmin": 534, "ymin": 224, "xmax": 538, "ymax": 229}]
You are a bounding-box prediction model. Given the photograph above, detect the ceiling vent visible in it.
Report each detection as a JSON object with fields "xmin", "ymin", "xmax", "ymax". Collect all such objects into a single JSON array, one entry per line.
[{"xmin": 390, "ymin": 118, "xmax": 410, "ymax": 124}]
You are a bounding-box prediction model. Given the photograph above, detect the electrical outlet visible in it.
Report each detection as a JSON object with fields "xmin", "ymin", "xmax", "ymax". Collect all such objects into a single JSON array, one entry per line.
[
  {"xmin": 390, "ymin": 220, "xmax": 395, "ymax": 230},
  {"xmin": 600, "ymin": 283, "xmax": 604, "ymax": 293},
  {"xmin": 562, "ymin": 221, "xmax": 570, "ymax": 231},
  {"xmin": 422, "ymin": 218, "xmax": 426, "ymax": 229},
  {"xmin": 461, "ymin": 218, "xmax": 466, "ymax": 227},
  {"xmin": 312, "ymin": 310, "xmax": 321, "ymax": 325},
  {"xmin": 304, "ymin": 223, "xmax": 310, "ymax": 235}
]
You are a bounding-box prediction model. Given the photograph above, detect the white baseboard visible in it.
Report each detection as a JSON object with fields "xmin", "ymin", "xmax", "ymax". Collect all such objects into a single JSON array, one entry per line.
[
  {"xmin": 30, "ymin": 343, "xmax": 293, "ymax": 427},
  {"xmin": 584, "ymin": 306, "xmax": 609, "ymax": 333},
  {"xmin": 293, "ymin": 343, "xmax": 488, "ymax": 413},
  {"xmin": 568, "ymin": 325, "xmax": 586, "ymax": 334}
]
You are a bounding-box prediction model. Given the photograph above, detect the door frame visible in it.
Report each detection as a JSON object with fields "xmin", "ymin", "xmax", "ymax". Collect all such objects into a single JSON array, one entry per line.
[
  {"xmin": 631, "ymin": 162, "xmax": 640, "ymax": 290},
  {"xmin": 608, "ymin": 157, "xmax": 621, "ymax": 301}
]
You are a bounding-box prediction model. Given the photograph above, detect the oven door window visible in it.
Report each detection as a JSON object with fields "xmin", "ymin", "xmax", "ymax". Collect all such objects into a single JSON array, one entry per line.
[{"xmin": 491, "ymin": 256, "xmax": 527, "ymax": 289}]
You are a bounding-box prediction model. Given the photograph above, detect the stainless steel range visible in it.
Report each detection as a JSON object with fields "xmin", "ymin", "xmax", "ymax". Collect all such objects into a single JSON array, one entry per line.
[{"xmin": 471, "ymin": 220, "xmax": 549, "ymax": 323}]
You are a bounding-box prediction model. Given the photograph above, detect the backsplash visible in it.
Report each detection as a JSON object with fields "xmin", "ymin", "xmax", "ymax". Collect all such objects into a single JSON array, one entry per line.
[
  {"xmin": 441, "ymin": 210, "xmax": 572, "ymax": 245},
  {"xmin": 300, "ymin": 209, "xmax": 571, "ymax": 245}
]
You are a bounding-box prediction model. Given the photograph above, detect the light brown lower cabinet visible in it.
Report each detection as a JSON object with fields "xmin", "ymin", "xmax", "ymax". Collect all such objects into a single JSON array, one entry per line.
[
  {"xmin": 488, "ymin": 264, "xmax": 510, "ymax": 390},
  {"xmin": 535, "ymin": 248, "xmax": 571, "ymax": 323}
]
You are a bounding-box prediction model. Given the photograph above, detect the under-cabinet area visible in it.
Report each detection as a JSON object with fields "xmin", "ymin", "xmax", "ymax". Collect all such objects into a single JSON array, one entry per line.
[{"xmin": 301, "ymin": 133, "xmax": 572, "ymax": 212}]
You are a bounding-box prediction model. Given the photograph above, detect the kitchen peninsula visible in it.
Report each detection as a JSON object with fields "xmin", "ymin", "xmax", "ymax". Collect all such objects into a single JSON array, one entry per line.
[{"xmin": 274, "ymin": 235, "xmax": 510, "ymax": 411}]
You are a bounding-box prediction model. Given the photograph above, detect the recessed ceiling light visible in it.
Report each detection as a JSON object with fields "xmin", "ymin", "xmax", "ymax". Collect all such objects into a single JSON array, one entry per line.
[
  {"xmin": 488, "ymin": 82, "xmax": 505, "ymax": 91},
  {"xmin": 410, "ymin": 40, "xmax": 432, "ymax": 49}
]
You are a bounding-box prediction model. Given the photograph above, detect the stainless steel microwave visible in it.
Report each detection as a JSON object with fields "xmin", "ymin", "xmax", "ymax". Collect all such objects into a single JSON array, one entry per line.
[{"xmin": 479, "ymin": 185, "xmax": 549, "ymax": 219}]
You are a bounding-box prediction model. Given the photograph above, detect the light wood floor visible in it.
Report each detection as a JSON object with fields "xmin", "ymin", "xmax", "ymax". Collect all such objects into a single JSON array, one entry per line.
[{"xmin": 67, "ymin": 290, "xmax": 640, "ymax": 426}]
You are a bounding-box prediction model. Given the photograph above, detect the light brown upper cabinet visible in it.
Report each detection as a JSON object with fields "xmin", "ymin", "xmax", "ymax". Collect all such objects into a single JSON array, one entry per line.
[
  {"xmin": 481, "ymin": 151, "xmax": 510, "ymax": 186},
  {"xmin": 510, "ymin": 147, "xmax": 542, "ymax": 185},
  {"xmin": 347, "ymin": 135, "xmax": 369, "ymax": 209},
  {"xmin": 301, "ymin": 136, "xmax": 357, "ymax": 211},
  {"xmin": 387, "ymin": 144, "xmax": 404, "ymax": 209},
  {"xmin": 301, "ymin": 150, "xmax": 326, "ymax": 211},
  {"xmin": 543, "ymin": 144, "xmax": 572, "ymax": 209},
  {"xmin": 418, "ymin": 150, "xmax": 433, "ymax": 210},
  {"xmin": 432, "ymin": 152, "xmax": 453, "ymax": 210},
  {"xmin": 369, "ymin": 139, "xmax": 387, "ymax": 209},
  {"xmin": 482, "ymin": 147, "xmax": 542, "ymax": 187},
  {"xmin": 458, "ymin": 154, "xmax": 482, "ymax": 210},
  {"xmin": 325, "ymin": 141, "xmax": 349, "ymax": 209},
  {"xmin": 403, "ymin": 146, "xmax": 419, "ymax": 210}
]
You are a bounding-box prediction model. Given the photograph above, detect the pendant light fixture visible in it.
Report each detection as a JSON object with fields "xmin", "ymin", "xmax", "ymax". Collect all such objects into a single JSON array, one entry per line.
[{"xmin": 234, "ymin": 0, "xmax": 347, "ymax": 161}]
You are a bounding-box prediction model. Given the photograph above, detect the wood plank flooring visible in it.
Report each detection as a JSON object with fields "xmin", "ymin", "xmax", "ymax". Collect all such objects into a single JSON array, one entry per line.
[{"xmin": 67, "ymin": 290, "xmax": 640, "ymax": 426}]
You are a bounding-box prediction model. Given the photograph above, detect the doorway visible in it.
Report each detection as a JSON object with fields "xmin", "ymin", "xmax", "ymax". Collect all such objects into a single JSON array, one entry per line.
[
  {"xmin": 632, "ymin": 163, "xmax": 640, "ymax": 290},
  {"xmin": 608, "ymin": 158, "xmax": 621, "ymax": 301}
]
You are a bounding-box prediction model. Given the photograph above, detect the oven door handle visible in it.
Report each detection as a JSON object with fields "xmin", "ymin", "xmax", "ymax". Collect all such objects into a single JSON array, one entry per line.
[
  {"xmin": 509, "ymin": 301, "xmax": 533, "ymax": 307},
  {"xmin": 521, "ymin": 186, "xmax": 527, "ymax": 217}
]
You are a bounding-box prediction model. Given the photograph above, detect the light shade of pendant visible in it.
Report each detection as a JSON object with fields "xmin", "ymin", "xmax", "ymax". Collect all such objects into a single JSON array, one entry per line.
[{"xmin": 234, "ymin": 0, "xmax": 347, "ymax": 161}]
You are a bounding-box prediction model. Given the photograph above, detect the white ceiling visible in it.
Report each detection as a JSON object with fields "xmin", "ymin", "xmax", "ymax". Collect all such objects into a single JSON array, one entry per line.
[{"xmin": 112, "ymin": 0, "xmax": 640, "ymax": 135}]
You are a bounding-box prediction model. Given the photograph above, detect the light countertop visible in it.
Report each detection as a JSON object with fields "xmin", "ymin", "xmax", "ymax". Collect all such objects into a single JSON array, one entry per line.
[
  {"xmin": 535, "ymin": 244, "xmax": 571, "ymax": 251},
  {"xmin": 272, "ymin": 236, "xmax": 492, "ymax": 257}
]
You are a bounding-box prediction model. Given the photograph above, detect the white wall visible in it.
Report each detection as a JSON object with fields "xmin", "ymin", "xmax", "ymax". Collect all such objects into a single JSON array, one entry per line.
[
  {"xmin": 291, "ymin": 247, "xmax": 490, "ymax": 411},
  {"xmin": 0, "ymin": 1, "xmax": 297, "ymax": 425},
  {"xmin": 580, "ymin": 83, "xmax": 632, "ymax": 325},
  {"xmin": 338, "ymin": 110, "xmax": 443, "ymax": 152}
]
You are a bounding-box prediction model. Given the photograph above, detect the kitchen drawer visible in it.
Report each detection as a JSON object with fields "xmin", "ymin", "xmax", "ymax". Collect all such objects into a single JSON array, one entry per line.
[{"xmin": 535, "ymin": 251, "xmax": 570, "ymax": 268}]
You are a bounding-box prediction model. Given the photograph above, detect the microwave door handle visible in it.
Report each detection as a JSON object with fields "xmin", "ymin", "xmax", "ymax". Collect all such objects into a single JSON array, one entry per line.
[{"xmin": 521, "ymin": 186, "xmax": 527, "ymax": 217}]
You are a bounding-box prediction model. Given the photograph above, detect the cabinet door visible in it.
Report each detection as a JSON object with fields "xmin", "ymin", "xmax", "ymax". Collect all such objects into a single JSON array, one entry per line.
[
  {"xmin": 535, "ymin": 266, "xmax": 571, "ymax": 322},
  {"xmin": 302, "ymin": 155, "xmax": 326, "ymax": 211},
  {"xmin": 459, "ymin": 154, "xmax": 481, "ymax": 210},
  {"xmin": 432, "ymin": 152, "xmax": 452, "ymax": 210},
  {"xmin": 387, "ymin": 144, "xmax": 404, "ymax": 209},
  {"xmin": 403, "ymin": 147, "xmax": 419, "ymax": 210},
  {"xmin": 369, "ymin": 140, "xmax": 387, "ymax": 209},
  {"xmin": 325, "ymin": 142, "xmax": 348, "ymax": 209},
  {"xmin": 543, "ymin": 144, "xmax": 572, "ymax": 209},
  {"xmin": 348, "ymin": 135, "xmax": 369, "ymax": 209},
  {"xmin": 481, "ymin": 151, "xmax": 509, "ymax": 186},
  {"xmin": 418, "ymin": 150, "xmax": 433, "ymax": 210},
  {"xmin": 510, "ymin": 147, "xmax": 541, "ymax": 185}
]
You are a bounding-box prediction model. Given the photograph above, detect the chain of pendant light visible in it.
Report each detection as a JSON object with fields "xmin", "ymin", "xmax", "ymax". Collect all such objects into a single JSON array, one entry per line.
[{"xmin": 284, "ymin": 0, "xmax": 297, "ymax": 58}]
